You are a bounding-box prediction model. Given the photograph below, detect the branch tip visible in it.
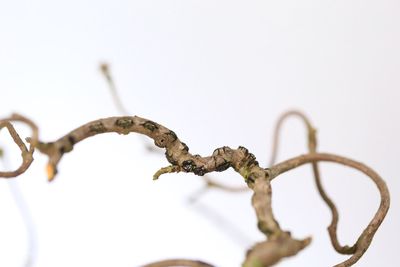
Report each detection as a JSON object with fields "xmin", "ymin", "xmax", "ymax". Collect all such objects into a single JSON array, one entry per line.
[
  {"xmin": 46, "ymin": 164, "xmax": 56, "ymax": 182},
  {"xmin": 153, "ymin": 165, "xmax": 180, "ymax": 180}
]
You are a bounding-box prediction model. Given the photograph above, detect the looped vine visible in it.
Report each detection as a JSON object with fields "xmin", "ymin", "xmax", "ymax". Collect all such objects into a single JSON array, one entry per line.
[{"xmin": 0, "ymin": 114, "xmax": 38, "ymax": 178}]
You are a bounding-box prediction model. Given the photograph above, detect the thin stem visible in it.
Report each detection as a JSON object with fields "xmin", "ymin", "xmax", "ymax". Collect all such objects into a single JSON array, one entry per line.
[
  {"xmin": 99, "ymin": 63, "xmax": 130, "ymax": 115},
  {"xmin": 268, "ymin": 110, "xmax": 315, "ymax": 166},
  {"xmin": 99, "ymin": 62, "xmax": 158, "ymax": 153},
  {"xmin": 270, "ymin": 110, "xmax": 350, "ymax": 254},
  {"xmin": 0, "ymin": 114, "xmax": 38, "ymax": 178},
  {"xmin": 194, "ymin": 110, "xmax": 316, "ymax": 195},
  {"xmin": 269, "ymin": 153, "xmax": 390, "ymax": 267}
]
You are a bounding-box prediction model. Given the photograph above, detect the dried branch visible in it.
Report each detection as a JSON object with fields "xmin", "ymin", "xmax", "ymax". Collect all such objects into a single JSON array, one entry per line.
[
  {"xmin": 99, "ymin": 63, "xmax": 130, "ymax": 115},
  {"xmin": 0, "ymin": 114, "xmax": 38, "ymax": 178},
  {"xmin": 192, "ymin": 110, "xmax": 316, "ymax": 197},
  {"xmin": 99, "ymin": 62, "xmax": 158, "ymax": 153},
  {"xmin": 99, "ymin": 62, "xmax": 240, "ymax": 202},
  {"xmin": 269, "ymin": 153, "xmax": 390, "ymax": 267},
  {"xmin": 29, "ymin": 116, "xmax": 315, "ymax": 265},
  {"xmin": 269, "ymin": 110, "xmax": 350, "ymax": 254},
  {"xmin": 0, "ymin": 113, "xmax": 389, "ymax": 266}
]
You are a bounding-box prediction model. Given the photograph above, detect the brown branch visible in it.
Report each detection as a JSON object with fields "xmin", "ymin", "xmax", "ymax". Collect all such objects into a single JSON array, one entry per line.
[
  {"xmin": 99, "ymin": 63, "xmax": 130, "ymax": 115},
  {"xmin": 99, "ymin": 62, "xmax": 159, "ymax": 154},
  {"xmin": 99, "ymin": 62, "xmax": 244, "ymax": 199},
  {"xmin": 269, "ymin": 153, "xmax": 390, "ymax": 267},
  {"xmin": 268, "ymin": 110, "xmax": 316, "ymax": 166},
  {"xmin": 32, "ymin": 115, "xmax": 313, "ymax": 265},
  {"xmin": 243, "ymin": 233, "xmax": 311, "ymax": 267},
  {"xmin": 3, "ymin": 114, "xmax": 388, "ymax": 266},
  {"xmin": 142, "ymin": 259, "xmax": 215, "ymax": 267},
  {"xmin": 270, "ymin": 110, "xmax": 350, "ymax": 254},
  {"xmin": 0, "ymin": 114, "xmax": 38, "ymax": 178},
  {"xmin": 193, "ymin": 109, "xmax": 316, "ymax": 197}
]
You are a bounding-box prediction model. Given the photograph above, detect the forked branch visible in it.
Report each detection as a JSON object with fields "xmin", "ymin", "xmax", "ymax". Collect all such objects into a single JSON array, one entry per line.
[{"xmin": 0, "ymin": 114, "xmax": 390, "ymax": 267}]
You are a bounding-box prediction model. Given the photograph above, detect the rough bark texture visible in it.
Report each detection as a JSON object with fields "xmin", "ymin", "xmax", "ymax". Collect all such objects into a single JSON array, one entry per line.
[{"xmin": 0, "ymin": 113, "xmax": 390, "ymax": 267}]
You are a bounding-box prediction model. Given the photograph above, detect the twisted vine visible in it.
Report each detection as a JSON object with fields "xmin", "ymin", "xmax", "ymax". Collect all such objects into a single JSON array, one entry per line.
[{"xmin": 0, "ymin": 113, "xmax": 390, "ymax": 267}]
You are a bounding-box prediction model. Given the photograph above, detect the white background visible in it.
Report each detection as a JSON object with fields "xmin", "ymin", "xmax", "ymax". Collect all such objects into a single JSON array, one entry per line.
[{"xmin": 0, "ymin": 0, "xmax": 399, "ymax": 266}]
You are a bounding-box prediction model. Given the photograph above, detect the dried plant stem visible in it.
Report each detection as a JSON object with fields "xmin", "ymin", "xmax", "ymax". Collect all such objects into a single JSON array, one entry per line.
[
  {"xmin": 0, "ymin": 114, "xmax": 38, "ymax": 178},
  {"xmin": 99, "ymin": 63, "xmax": 130, "ymax": 115},
  {"xmin": 1, "ymin": 114, "xmax": 390, "ymax": 266},
  {"xmin": 33, "ymin": 116, "xmax": 312, "ymax": 264},
  {"xmin": 271, "ymin": 111, "xmax": 351, "ymax": 254},
  {"xmin": 99, "ymin": 62, "xmax": 158, "ymax": 153},
  {"xmin": 194, "ymin": 110, "xmax": 316, "ymax": 196},
  {"xmin": 269, "ymin": 153, "xmax": 390, "ymax": 266}
]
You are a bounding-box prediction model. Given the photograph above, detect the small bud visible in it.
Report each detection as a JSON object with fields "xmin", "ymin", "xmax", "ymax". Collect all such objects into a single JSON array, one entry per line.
[{"xmin": 46, "ymin": 164, "xmax": 56, "ymax": 182}]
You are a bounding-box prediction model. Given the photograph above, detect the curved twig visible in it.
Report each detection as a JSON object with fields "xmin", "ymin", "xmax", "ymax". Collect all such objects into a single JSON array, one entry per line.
[
  {"xmin": 268, "ymin": 110, "xmax": 315, "ymax": 166},
  {"xmin": 99, "ymin": 63, "xmax": 130, "ymax": 115},
  {"xmin": 194, "ymin": 110, "xmax": 316, "ymax": 196},
  {"xmin": 270, "ymin": 110, "xmax": 351, "ymax": 254},
  {"xmin": 34, "ymin": 115, "xmax": 311, "ymax": 265},
  {"xmin": 99, "ymin": 62, "xmax": 158, "ymax": 153},
  {"xmin": 269, "ymin": 153, "xmax": 390, "ymax": 267},
  {"xmin": 0, "ymin": 114, "xmax": 38, "ymax": 178},
  {"xmin": 1, "ymin": 114, "xmax": 389, "ymax": 266}
]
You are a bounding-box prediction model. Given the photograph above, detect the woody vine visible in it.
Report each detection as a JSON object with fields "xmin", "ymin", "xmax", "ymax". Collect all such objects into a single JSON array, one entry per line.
[{"xmin": 0, "ymin": 67, "xmax": 390, "ymax": 267}]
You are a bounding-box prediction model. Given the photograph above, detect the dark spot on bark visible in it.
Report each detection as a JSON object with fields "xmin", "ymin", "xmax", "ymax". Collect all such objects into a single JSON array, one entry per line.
[
  {"xmin": 89, "ymin": 122, "xmax": 106, "ymax": 134},
  {"xmin": 193, "ymin": 166, "xmax": 206, "ymax": 176},
  {"xmin": 59, "ymin": 137, "xmax": 74, "ymax": 154},
  {"xmin": 222, "ymin": 146, "xmax": 232, "ymax": 153},
  {"xmin": 155, "ymin": 131, "xmax": 178, "ymax": 148},
  {"xmin": 115, "ymin": 118, "xmax": 134, "ymax": 129},
  {"xmin": 181, "ymin": 142, "xmax": 189, "ymax": 152},
  {"xmin": 167, "ymin": 130, "xmax": 177, "ymax": 141},
  {"xmin": 182, "ymin": 160, "xmax": 195, "ymax": 172},
  {"xmin": 212, "ymin": 146, "xmax": 231, "ymax": 156},
  {"xmin": 156, "ymin": 138, "xmax": 165, "ymax": 147},
  {"xmin": 246, "ymin": 153, "xmax": 258, "ymax": 167},
  {"xmin": 68, "ymin": 135, "xmax": 76, "ymax": 146},
  {"xmin": 142, "ymin": 121, "xmax": 158, "ymax": 132},
  {"xmin": 238, "ymin": 146, "xmax": 249, "ymax": 155},
  {"xmin": 247, "ymin": 175, "xmax": 255, "ymax": 184},
  {"xmin": 216, "ymin": 161, "xmax": 231, "ymax": 172},
  {"xmin": 212, "ymin": 148, "xmax": 220, "ymax": 156},
  {"xmin": 155, "ymin": 134, "xmax": 168, "ymax": 148}
]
